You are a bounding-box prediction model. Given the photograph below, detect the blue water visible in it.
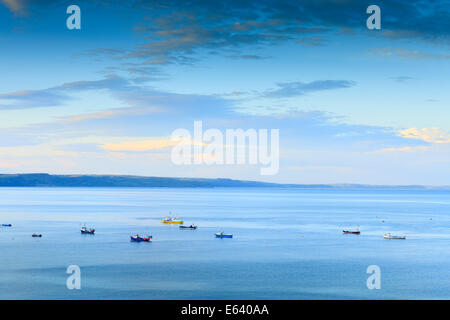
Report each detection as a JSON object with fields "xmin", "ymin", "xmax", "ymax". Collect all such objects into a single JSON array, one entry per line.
[{"xmin": 0, "ymin": 187, "xmax": 449, "ymax": 299}]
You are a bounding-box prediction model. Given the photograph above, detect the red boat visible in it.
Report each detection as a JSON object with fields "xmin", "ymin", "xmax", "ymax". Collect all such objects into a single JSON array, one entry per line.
[{"xmin": 343, "ymin": 229, "xmax": 360, "ymax": 235}]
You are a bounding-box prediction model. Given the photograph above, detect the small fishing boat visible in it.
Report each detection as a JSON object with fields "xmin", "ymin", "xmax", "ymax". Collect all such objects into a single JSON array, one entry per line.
[
  {"xmin": 80, "ymin": 226, "xmax": 95, "ymax": 234},
  {"xmin": 215, "ymin": 231, "xmax": 233, "ymax": 239},
  {"xmin": 343, "ymin": 230, "xmax": 360, "ymax": 235},
  {"xmin": 343, "ymin": 227, "xmax": 360, "ymax": 235},
  {"xmin": 32, "ymin": 233, "xmax": 42, "ymax": 238},
  {"xmin": 180, "ymin": 224, "xmax": 197, "ymax": 230},
  {"xmin": 2, "ymin": 224, "xmax": 12, "ymax": 227},
  {"xmin": 130, "ymin": 234, "xmax": 152, "ymax": 242},
  {"xmin": 384, "ymin": 233, "xmax": 406, "ymax": 240},
  {"xmin": 162, "ymin": 216, "xmax": 184, "ymax": 224}
]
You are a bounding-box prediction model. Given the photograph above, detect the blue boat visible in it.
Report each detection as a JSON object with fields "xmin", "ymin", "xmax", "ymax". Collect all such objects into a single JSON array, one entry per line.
[
  {"xmin": 130, "ymin": 235, "xmax": 152, "ymax": 242},
  {"xmin": 215, "ymin": 232, "xmax": 233, "ymax": 239},
  {"xmin": 2, "ymin": 224, "xmax": 12, "ymax": 227}
]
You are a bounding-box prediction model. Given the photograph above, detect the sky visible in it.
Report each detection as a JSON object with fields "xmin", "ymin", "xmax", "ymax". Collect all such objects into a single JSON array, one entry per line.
[{"xmin": 0, "ymin": 0, "xmax": 449, "ymax": 185}]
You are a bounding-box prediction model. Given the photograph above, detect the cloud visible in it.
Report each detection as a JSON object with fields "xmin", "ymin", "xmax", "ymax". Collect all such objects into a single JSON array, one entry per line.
[
  {"xmin": 375, "ymin": 146, "xmax": 429, "ymax": 153},
  {"xmin": 0, "ymin": 74, "xmax": 235, "ymax": 117},
  {"xmin": 61, "ymin": 106, "xmax": 164, "ymax": 123},
  {"xmin": 295, "ymin": 36, "xmax": 328, "ymax": 47},
  {"xmin": 100, "ymin": 136, "xmax": 208, "ymax": 152},
  {"xmin": 370, "ymin": 48, "xmax": 450, "ymax": 60},
  {"xmin": 388, "ymin": 76, "xmax": 414, "ymax": 83},
  {"xmin": 398, "ymin": 128, "xmax": 450, "ymax": 144},
  {"xmin": 101, "ymin": 139, "xmax": 179, "ymax": 152},
  {"xmin": 0, "ymin": 161, "xmax": 19, "ymax": 168},
  {"xmin": 4, "ymin": 1, "xmax": 449, "ymax": 69},
  {"xmin": 263, "ymin": 80, "xmax": 356, "ymax": 98},
  {"xmin": 125, "ymin": 0, "xmax": 449, "ymax": 64},
  {"xmin": 19, "ymin": 0, "xmax": 439, "ymax": 69},
  {"xmin": 0, "ymin": 75, "xmax": 127, "ymax": 110},
  {"xmin": 225, "ymin": 54, "xmax": 270, "ymax": 60},
  {"xmin": 0, "ymin": 0, "xmax": 26, "ymax": 15},
  {"xmin": 0, "ymin": 89, "xmax": 70, "ymax": 109}
]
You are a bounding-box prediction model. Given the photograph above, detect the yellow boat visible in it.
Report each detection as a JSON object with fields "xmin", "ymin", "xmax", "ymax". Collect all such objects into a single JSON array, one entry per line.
[{"xmin": 162, "ymin": 217, "xmax": 184, "ymax": 224}]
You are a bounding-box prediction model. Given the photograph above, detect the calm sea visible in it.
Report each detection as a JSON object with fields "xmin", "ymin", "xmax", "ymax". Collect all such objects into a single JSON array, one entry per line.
[{"xmin": 0, "ymin": 187, "xmax": 449, "ymax": 299}]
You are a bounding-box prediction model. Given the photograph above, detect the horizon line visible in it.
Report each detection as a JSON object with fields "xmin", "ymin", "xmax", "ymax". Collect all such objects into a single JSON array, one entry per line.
[{"xmin": 0, "ymin": 172, "xmax": 449, "ymax": 189}]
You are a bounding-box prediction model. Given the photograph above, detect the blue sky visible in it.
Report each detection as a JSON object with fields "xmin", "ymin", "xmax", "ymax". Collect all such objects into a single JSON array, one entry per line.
[{"xmin": 0, "ymin": 0, "xmax": 449, "ymax": 184}]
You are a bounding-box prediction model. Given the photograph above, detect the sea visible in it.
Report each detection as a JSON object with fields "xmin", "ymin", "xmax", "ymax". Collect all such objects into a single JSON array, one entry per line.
[{"xmin": 0, "ymin": 187, "xmax": 449, "ymax": 299}]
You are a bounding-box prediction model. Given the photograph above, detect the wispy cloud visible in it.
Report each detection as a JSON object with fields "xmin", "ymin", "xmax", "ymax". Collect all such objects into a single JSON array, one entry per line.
[
  {"xmin": 398, "ymin": 128, "xmax": 450, "ymax": 144},
  {"xmin": 101, "ymin": 139, "xmax": 179, "ymax": 152},
  {"xmin": 263, "ymin": 80, "xmax": 356, "ymax": 98},
  {"xmin": 0, "ymin": 75, "xmax": 127, "ymax": 110},
  {"xmin": 100, "ymin": 137, "xmax": 207, "ymax": 152},
  {"xmin": 125, "ymin": 0, "xmax": 449, "ymax": 65},
  {"xmin": 61, "ymin": 106, "xmax": 165, "ymax": 123},
  {"xmin": 388, "ymin": 76, "xmax": 414, "ymax": 83},
  {"xmin": 0, "ymin": 0, "xmax": 26, "ymax": 15},
  {"xmin": 4, "ymin": 1, "xmax": 449, "ymax": 70},
  {"xmin": 370, "ymin": 47, "xmax": 450, "ymax": 60},
  {"xmin": 0, "ymin": 160, "xmax": 19, "ymax": 168},
  {"xmin": 375, "ymin": 146, "xmax": 429, "ymax": 153},
  {"xmin": 0, "ymin": 74, "xmax": 235, "ymax": 117},
  {"xmin": 0, "ymin": 89, "xmax": 70, "ymax": 109},
  {"xmin": 225, "ymin": 54, "xmax": 270, "ymax": 60}
]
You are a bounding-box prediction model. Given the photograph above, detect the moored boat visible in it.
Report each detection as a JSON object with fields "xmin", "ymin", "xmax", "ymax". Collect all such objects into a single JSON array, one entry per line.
[
  {"xmin": 180, "ymin": 224, "xmax": 197, "ymax": 230},
  {"xmin": 162, "ymin": 216, "xmax": 184, "ymax": 224},
  {"xmin": 80, "ymin": 226, "xmax": 95, "ymax": 234},
  {"xmin": 130, "ymin": 234, "xmax": 152, "ymax": 242},
  {"xmin": 343, "ymin": 228, "xmax": 360, "ymax": 235},
  {"xmin": 215, "ymin": 231, "xmax": 233, "ymax": 239},
  {"xmin": 384, "ymin": 233, "xmax": 406, "ymax": 240}
]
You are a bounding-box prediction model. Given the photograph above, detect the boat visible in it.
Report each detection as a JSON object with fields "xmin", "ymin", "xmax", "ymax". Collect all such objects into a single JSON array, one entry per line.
[
  {"xmin": 32, "ymin": 233, "xmax": 42, "ymax": 238},
  {"xmin": 162, "ymin": 216, "xmax": 184, "ymax": 224},
  {"xmin": 215, "ymin": 231, "xmax": 233, "ymax": 239},
  {"xmin": 343, "ymin": 230, "xmax": 360, "ymax": 235},
  {"xmin": 384, "ymin": 233, "xmax": 406, "ymax": 240},
  {"xmin": 180, "ymin": 224, "xmax": 197, "ymax": 230},
  {"xmin": 2, "ymin": 224, "xmax": 12, "ymax": 227},
  {"xmin": 80, "ymin": 226, "xmax": 95, "ymax": 234},
  {"xmin": 130, "ymin": 234, "xmax": 152, "ymax": 242},
  {"xmin": 343, "ymin": 227, "xmax": 360, "ymax": 235}
]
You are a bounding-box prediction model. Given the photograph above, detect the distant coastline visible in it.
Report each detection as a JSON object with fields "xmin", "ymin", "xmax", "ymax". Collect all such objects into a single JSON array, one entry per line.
[{"xmin": 0, "ymin": 173, "xmax": 448, "ymax": 190}]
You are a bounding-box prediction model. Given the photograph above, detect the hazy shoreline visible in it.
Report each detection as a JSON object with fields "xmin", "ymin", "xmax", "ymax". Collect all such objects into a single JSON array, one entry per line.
[{"xmin": 0, "ymin": 173, "xmax": 448, "ymax": 190}]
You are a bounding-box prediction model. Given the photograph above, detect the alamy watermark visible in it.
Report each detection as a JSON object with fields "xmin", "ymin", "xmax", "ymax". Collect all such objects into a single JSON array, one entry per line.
[
  {"xmin": 66, "ymin": 265, "xmax": 81, "ymax": 290},
  {"xmin": 170, "ymin": 121, "xmax": 279, "ymax": 175},
  {"xmin": 366, "ymin": 265, "xmax": 381, "ymax": 290},
  {"xmin": 66, "ymin": 5, "xmax": 81, "ymax": 30},
  {"xmin": 366, "ymin": 5, "xmax": 381, "ymax": 30}
]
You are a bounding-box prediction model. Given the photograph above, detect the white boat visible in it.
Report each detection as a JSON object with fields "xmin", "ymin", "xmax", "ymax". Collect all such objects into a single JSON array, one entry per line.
[{"xmin": 384, "ymin": 232, "xmax": 406, "ymax": 239}]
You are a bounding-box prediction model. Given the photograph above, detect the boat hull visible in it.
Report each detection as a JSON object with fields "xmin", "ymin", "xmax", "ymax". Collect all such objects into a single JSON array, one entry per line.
[
  {"xmin": 163, "ymin": 220, "xmax": 183, "ymax": 224},
  {"xmin": 180, "ymin": 226, "xmax": 197, "ymax": 230},
  {"xmin": 384, "ymin": 236, "xmax": 406, "ymax": 239},
  {"xmin": 130, "ymin": 237, "xmax": 151, "ymax": 242},
  {"xmin": 343, "ymin": 230, "xmax": 360, "ymax": 234},
  {"xmin": 384, "ymin": 233, "xmax": 406, "ymax": 239},
  {"xmin": 215, "ymin": 233, "xmax": 233, "ymax": 238}
]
